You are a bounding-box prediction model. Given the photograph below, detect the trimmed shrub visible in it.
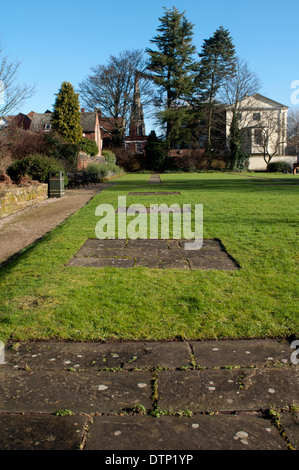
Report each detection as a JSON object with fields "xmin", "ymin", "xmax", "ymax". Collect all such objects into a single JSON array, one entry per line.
[
  {"xmin": 106, "ymin": 162, "xmax": 123, "ymax": 174},
  {"xmin": 102, "ymin": 149, "xmax": 116, "ymax": 164},
  {"xmin": 59, "ymin": 142, "xmax": 80, "ymax": 165},
  {"xmin": 7, "ymin": 153, "xmax": 68, "ymax": 185},
  {"xmin": 80, "ymin": 138, "xmax": 99, "ymax": 157},
  {"xmin": 86, "ymin": 163, "xmax": 109, "ymax": 178},
  {"xmin": 86, "ymin": 161, "xmax": 123, "ymax": 178},
  {"xmin": 267, "ymin": 161, "xmax": 292, "ymax": 173}
]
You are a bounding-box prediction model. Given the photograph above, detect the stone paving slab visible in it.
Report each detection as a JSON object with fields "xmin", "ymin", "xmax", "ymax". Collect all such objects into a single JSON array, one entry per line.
[
  {"xmin": 67, "ymin": 257, "xmax": 135, "ymax": 268},
  {"xmin": 148, "ymin": 174, "xmax": 161, "ymax": 184},
  {"xmin": 0, "ymin": 340, "xmax": 298, "ymax": 450},
  {"xmin": 116, "ymin": 206, "xmax": 191, "ymax": 213},
  {"xmin": 128, "ymin": 192, "xmax": 181, "ymax": 196},
  {"xmin": 0, "ymin": 414, "xmax": 87, "ymax": 450},
  {"xmin": 4, "ymin": 341, "xmax": 192, "ymax": 370},
  {"xmin": 67, "ymin": 238, "xmax": 239, "ymax": 270},
  {"xmin": 158, "ymin": 367, "xmax": 299, "ymax": 413},
  {"xmin": 84, "ymin": 415, "xmax": 287, "ymax": 450},
  {"xmin": 0, "ymin": 369, "xmax": 153, "ymax": 414},
  {"xmin": 279, "ymin": 412, "xmax": 299, "ymax": 450},
  {"xmin": 191, "ymin": 339, "xmax": 293, "ymax": 367}
]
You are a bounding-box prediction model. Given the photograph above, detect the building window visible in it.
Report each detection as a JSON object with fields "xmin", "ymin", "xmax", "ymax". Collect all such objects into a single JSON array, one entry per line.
[
  {"xmin": 137, "ymin": 125, "xmax": 143, "ymax": 136},
  {"xmin": 254, "ymin": 129, "xmax": 262, "ymax": 145},
  {"xmin": 44, "ymin": 123, "xmax": 51, "ymax": 130},
  {"xmin": 253, "ymin": 112, "xmax": 261, "ymax": 121},
  {"xmin": 136, "ymin": 142, "xmax": 143, "ymax": 152}
]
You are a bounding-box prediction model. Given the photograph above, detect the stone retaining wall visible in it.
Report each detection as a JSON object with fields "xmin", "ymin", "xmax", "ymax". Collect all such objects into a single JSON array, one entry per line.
[{"xmin": 0, "ymin": 184, "xmax": 48, "ymax": 219}]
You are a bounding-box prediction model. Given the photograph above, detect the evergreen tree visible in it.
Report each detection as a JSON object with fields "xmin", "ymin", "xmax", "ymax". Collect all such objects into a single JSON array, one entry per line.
[
  {"xmin": 146, "ymin": 7, "xmax": 198, "ymax": 149},
  {"xmin": 145, "ymin": 130, "xmax": 167, "ymax": 171},
  {"xmin": 195, "ymin": 26, "xmax": 236, "ymax": 157},
  {"xmin": 228, "ymin": 111, "xmax": 245, "ymax": 170},
  {"xmin": 51, "ymin": 81, "xmax": 83, "ymax": 144}
]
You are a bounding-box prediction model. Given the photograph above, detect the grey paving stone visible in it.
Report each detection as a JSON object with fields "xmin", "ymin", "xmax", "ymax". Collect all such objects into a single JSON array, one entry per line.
[
  {"xmin": 84, "ymin": 415, "xmax": 287, "ymax": 450},
  {"xmin": 79, "ymin": 238, "xmax": 127, "ymax": 249},
  {"xmin": 158, "ymin": 254, "xmax": 190, "ymax": 269},
  {"xmin": 135, "ymin": 256, "xmax": 161, "ymax": 268},
  {"xmin": 4, "ymin": 341, "xmax": 191, "ymax": 370},
  {"xmin": 67, "ymin": 238, "xmax": 239, "ymax": 270},
  {"xmin": 116, "ymin": 206, "xmax": 191, "ymax": 213},
  {"xmin": 157, "ymin": 367, "xmax": 299, "ymax": 412},
  {"xmin": 148, "ymin": 174, "xmax": 161, "ymax": 184},
  {"xmin": 279, "ymin": 412, "xmax": 299, "ymax": 450},
  {"xmin": 191, "ymin": 339, "xmax": 293, "ymax": 368},
  {"xmin": 67, "ymin": 257, "xmax": 135, "ymax": 268},
  {"xmin": 0, "ymin": 414, "xmax": 87, "ymax": 450},
  {"xmin": 0, "ymin": 369, "xmax": 152, "ymax": 413},
  {"xmin": 179, "ymin": 238, "xmax": 221, "ymax": 249},
  {"xmin": 127, "ymin": 192, "xmax": 181, "ymax": 196},
  {"xmin": 188, "ymin": 256, "xmax": 238, "ymax": 270},
  {"xmin": 186, "ymin": 248, "xmax": 230, "ymax": 258},
  {"xmin": 126, "ymin": 239, "xmax": 167, "ymax": 249}
]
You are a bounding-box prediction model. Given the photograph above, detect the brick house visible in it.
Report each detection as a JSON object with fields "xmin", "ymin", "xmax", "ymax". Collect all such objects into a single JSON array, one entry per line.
[
  {"xmin": 99, "ymin": 115, "xmax": 124, "ymax": 149},
  {"xmin": 24, "ymin": 109, "xmax": 102, "ymax": 156},
  {"xmin": 0, "ymin": 113, "xmax": 31, "ymax": 131},
  {"xmin": 80, "ymin": 109, "xmax": 102, "ymax": 155}
]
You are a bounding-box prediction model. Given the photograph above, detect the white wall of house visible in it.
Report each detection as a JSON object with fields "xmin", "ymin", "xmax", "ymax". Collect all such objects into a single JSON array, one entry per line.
[
  {"xmin": 226, "ymin": 94, "xmax": 288, "ymax": 157},
  {"xmin": 247, "ymin": 155, "xmax": 296, "ymax": 170},
  {"xmin": 0, "ymin": 118, "xmax": 8, "ymax": 130}
]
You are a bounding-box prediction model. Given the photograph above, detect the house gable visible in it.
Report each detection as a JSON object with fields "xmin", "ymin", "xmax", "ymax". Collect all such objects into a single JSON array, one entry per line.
[{"xmin": 237, "ymin": 93, "xmax": 288, "ymax": 111}]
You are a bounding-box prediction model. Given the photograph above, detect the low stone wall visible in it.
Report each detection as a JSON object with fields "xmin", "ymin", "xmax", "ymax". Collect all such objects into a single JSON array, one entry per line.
[{"xmin": 0, "ymin": 183, "xmax": 48, "ymax": 219}]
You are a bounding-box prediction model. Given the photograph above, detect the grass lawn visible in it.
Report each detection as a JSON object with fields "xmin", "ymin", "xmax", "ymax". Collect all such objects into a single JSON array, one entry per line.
[{"xmin": 0, "ymin": 172, "xmax": 298, "ymax": 342}]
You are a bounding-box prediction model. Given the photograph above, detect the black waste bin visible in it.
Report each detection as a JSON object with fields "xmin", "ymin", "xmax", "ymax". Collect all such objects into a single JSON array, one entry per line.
[{"xmin": 48, "ymin": 171, "xmax": 65, "ymax": 198}]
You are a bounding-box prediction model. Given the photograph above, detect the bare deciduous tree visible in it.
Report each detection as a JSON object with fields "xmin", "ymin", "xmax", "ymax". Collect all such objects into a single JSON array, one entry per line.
[
  {"xmin": 219, "ymin": 58, "xmax": 262, "ymax": 112},
  {"xmin": 287, "ymin": 106, "xmax": 299, "ymax": 155},
  {"xmin": 79, "ymin": 49, "xmax": 153, "ymax": 144},
  {"xmin": 0, "ymin": 48, "xmax": 35, "ymax": 118},
  {"xmin": 254, "ymin": 112, "xmax": 287, "ymax": 166}
]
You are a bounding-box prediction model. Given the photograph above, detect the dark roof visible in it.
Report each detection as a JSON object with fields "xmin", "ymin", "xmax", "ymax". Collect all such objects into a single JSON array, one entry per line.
[
  {"xmin": 28, "ymin": 111, "xmax": 98, "ymax": 133},
  {"xmin": 29, "ymin": 112, "xmax": 52, "ymax": 131},
  {"xmin": 80, "ymin": 112, "xmax": 97, "ymax": 132},
  {"xmin": 99, "ymin": 117, "xmax": 123, "ymax": 138}
]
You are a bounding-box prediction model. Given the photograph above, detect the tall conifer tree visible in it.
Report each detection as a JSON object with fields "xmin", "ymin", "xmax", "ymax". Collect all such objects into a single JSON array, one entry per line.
[
  {"xmin": 195, "ymin": 26, "xmax": 236, "ymax": 156},
  {"xmin": 51, "ymin": 81, "xmax": 83, "ymax": 144},
  {"xmin": 146, "ymin": 7, "xmax": 198, "ymax": 148}
]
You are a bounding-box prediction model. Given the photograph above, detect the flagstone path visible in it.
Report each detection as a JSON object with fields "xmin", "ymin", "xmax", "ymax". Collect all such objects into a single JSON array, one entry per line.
[
  {"xmin": 0, "ymin": 339, "xmax": 298, "ymax": 450},
  {"xmin": 0, "ymin": 175, "xmax": 298, "ymax": 451}
]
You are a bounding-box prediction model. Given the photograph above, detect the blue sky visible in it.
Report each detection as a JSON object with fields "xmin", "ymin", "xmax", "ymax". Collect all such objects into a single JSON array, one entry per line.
[{"xmin": 1, "ymin": 0, "xmax": 298, "ymax": 131}]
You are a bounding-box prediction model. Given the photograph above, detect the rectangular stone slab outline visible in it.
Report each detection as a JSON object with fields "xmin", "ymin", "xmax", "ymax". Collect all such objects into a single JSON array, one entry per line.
[{"xmin": 66, "ymin": 238, "xmax": 240, "ymax": 270}]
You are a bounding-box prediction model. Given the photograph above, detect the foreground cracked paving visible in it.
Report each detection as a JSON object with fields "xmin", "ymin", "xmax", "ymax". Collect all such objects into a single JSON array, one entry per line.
[
  {"xmin": 67, "ymin": 238, "xmax": 240, "ymax": 270},
  {"xmin": 0, "ymin": 339, "xmax": 298, "ymax": 450}
]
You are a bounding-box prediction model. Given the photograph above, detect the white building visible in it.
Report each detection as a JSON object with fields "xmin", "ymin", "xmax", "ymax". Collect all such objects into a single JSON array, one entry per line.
[{"xmin": 226, "ymin": 93, "xmax": 288, "ymax": 157}]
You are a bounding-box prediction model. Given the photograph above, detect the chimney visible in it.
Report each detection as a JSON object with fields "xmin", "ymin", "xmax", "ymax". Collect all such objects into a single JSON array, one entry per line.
[{"xmin": 81, "ymin": 108, "xmax": 85, "ymax": 113}]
